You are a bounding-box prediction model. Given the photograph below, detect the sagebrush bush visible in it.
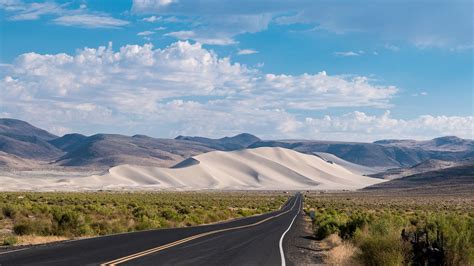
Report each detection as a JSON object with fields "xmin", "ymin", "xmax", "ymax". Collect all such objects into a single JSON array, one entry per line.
[
  {"xmin": 0, "ymin": 192, "xmax": 288, "ymax": 242},
  {"xmin": 2, "ymin": 235, "xmax": 17, "ymax": 246},
  {"xmin": 356, "ymin": 232, "xmax": 411, "ymax": 266},
  {"xmin": 306, "ymin": 193, "xmax": 473, "ymax": 266}
]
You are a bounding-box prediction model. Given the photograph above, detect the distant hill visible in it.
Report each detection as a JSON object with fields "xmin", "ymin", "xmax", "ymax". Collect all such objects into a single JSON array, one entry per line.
[
  {"xmin": 364, "ymin": 161, "xmax": 474, "ymax": 194},
  {"xmin": 0, "ymin": 119, "xmax": 63, "ymax": 160},
  {"xmin": 370, "ymin": 159, "xmax": 461, "ymax": 180},
  {"xmin": 49, "ymin": 133, "xmax": 88, "ymax": 153},
  {"xmin": 374, "ymin": 136, "xmax": 474, "ymax": 152},
  {"xmin": 53, "ymin": 134, "xmax": 215, "ymax": 168},
  {"xmin": 249, "ymin": 137, "xmax": 473, "ymax": 168},
  {"xmin": 0, "ymin": 118, "xmax": 472, "ymax": 171},
  {"xmin": 0, "ymin": 151, "xmax": 40, "ymax": 169},
  {"xmin": 0, "ymin": 118, "xmax": 57, "ymax": 141},
  {"xmin": 249, "ymin": 140, "xmax": 431, "ymax": 168},
  {"xmin": 175, "ymin": 133, "xmax": 260, "ymax": 150}
]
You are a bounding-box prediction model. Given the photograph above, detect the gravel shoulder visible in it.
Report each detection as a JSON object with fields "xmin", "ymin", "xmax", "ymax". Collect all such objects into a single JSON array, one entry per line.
[{"xmin": 285, "ymin": 207, "xmax": 327, "ymax": 265}]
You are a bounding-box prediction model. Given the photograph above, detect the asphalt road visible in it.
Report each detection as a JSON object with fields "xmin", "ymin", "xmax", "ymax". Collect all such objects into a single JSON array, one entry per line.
[{"xmin": 0, "ymin": 193, "xmax": 302, "ymax": 266}]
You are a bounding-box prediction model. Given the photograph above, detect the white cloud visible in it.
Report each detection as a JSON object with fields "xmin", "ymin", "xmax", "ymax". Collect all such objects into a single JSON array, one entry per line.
[
  {"xmin": 142, "ymin": 15, "xmax": 161, "ymax": 22},
  {"xmin": 238, "ymin": 49, "xmax": 258, "ymax": 55},
  {"xmin": 334, "ymin": 51, "xmax": 361, "ymax": 57},
  {"xmin": 53, "ymin": 14, "xmax": 129, "ymax": 28},
  {"xmin": 165, "ymin": 31, "xmax": 237, "ymax": 45},
  {"xmin": 384, "ymin": 44, "xmax": 400, "ymax": 52},
  {"xmin": 129, "ymin": 1, "xmax": 473, "ymax": 49},
  {"xmin": 0, "ymin": 1, "xmax": 129, "ymax": 29},
  {"xmin": 137, "ymin": 30, "xmax": 155, "ymax": 36},
  {"xmin": 136, "ymin": 1, "xmax": 273, "ymax": 46},
  {"xmin": 2, "ymin": 41, "xmax": 467, "ymax": 140},
  {"xmin": 303, "ymin": 111, "xmax": 474, "ymax": 141},
  {"xmin": 1, "ymin": 1, "xmax": 63, "ymax": 20},
  {"xmin": 155, "ymin": 26, "xmax": 166, "ymax": 31},
  {"xmin": 132, "ymin": 0, "xmax": 176, "ymax": 12},
  {"xmin": 412, "ymin": 91, "xmax": 428, "ymax": 97}
]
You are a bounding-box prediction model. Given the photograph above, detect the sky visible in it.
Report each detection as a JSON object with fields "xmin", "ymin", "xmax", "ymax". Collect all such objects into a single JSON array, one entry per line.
[{"xmin": 0, "ymin": 0, "xmax": 473, "ymax": 141}]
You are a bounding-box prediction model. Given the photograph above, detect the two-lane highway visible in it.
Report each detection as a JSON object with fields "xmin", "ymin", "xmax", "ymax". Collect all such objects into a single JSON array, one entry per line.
[{"xmin": 0, "ymin": 193, "xmax": 302, "ymax": 266}]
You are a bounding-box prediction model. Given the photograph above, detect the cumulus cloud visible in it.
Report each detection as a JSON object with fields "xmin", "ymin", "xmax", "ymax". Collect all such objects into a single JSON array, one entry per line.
[
  {"xmin": 303, "ymin": 111, "xmax": 474, "ymax": 141},
  {"xmin": 1, "ymin": 41, "xmax": 469, "ymax": 140}
]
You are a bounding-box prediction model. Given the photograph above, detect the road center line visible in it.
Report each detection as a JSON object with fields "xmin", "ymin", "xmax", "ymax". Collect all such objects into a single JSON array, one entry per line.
[{"xmin": 101, "ymin": 195, "xmax": 299, "ymax": 266}]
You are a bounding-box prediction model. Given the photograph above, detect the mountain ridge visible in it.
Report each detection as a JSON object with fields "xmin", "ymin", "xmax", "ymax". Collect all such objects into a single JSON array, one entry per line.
[{"xmin": 0, "ymin": 118, "xmax": 472, "ymax": 170}]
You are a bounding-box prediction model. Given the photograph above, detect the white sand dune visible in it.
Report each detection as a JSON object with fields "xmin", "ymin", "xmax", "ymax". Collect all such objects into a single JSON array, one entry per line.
[
  {"xmin": 0, "ymin": 147, "xmax": 385, "ymax": 191},
  {"xmin": 313, "ymin": 152, "xmax": 385, "ymax": 175}
]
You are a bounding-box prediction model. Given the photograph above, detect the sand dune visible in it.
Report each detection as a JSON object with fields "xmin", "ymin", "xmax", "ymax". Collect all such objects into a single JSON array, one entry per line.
[
  {"xmin": 313, "ymin": 152, "xmax": 384, "ymax": 175},
  {"xmin": 0, "ymin": 147, "xmax": 385, "ymax": 191}
]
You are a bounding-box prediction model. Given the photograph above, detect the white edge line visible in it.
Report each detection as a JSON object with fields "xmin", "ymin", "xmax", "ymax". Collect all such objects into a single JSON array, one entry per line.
[
  {"xmin": 279, "ymin": 195, "xmax": 300, "ymax": 266},
  {"xmin": 0, "ymin": 247, "xmax": 29, "ymax": 255}
]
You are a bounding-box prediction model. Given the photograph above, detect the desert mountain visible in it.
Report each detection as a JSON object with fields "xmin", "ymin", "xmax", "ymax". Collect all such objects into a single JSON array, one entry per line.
[
  {"xmin": 0, "ymin": 118, "xmax": 57, "ymax": 141},
  {"xmin": 250, "ymin": 138, "xmax": 473, "ymax": 168},
  {"xmin": 364, "ymin": 160, "xmax": 474, "ymax": 194},
  {"xmin": 249, "ymin": 140, "xmax": 431, "ymax": 168},
  {"xmin": 370, "ymin": 159, "xmax": 462, "ymax": 180},
  {"xmin": 0, "ymin": 118, "xmax": 472, "ymax": 171},
  {"xmin": 374, "ymin": 136, "xmax": 474, "ymax": 152},
  {"xmin": 49, "ymin": 133, "xmax": 88, "ymax": 153},
  {"xmin": 0, "ymin": 119, "xmax": 63, "ymax": 160},
  {"xmin": 53, "ymin": 134, "xmax": 215, "ymax": 168},
  {"xmin": 174, "ymin": 133, "xmax": 260, "ymax": 150},
  {"xmin": 0, "ymin": 147, "xmax": 386, "ymax": 191}
]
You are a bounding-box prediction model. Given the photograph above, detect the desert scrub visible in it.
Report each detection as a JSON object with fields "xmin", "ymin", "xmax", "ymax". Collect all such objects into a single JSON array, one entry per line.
[
  {"xmin": 305, "ymin": 193, "xmax": 474, "ymax": 266},
  {"xmin": 0, "ymin": 192, "xmax": 288, "ymax": 245},
  {"xmin": 1, "ymin": 235, "xmax": 17, "ymax": 246}
]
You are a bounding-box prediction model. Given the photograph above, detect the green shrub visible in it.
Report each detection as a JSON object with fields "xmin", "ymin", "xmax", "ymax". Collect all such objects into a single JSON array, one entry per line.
[
  {"xmin": 14, "ymin": 222, "xmax": 33, "ymax": 235},
  {"xmin": 2, "ymin": 235, "xmax": 17, "ymax": 246},
  {"xmin": 2, "ymin": 205, "xmax": 17, "ymax": 219},
  {"xmin": 340, "ymin": 212, "xmax": 371, "ymax": 239},
  {"xmin": 0, "ymin": 192, "xmax": 288, "ymax": 239},
  {"xmin": 52, "ymin": 209, "xmax": 85, "ymax": 236},
  {"xmin": 356, "ymin": 231, "xmax": 412, "ymax": 266}
]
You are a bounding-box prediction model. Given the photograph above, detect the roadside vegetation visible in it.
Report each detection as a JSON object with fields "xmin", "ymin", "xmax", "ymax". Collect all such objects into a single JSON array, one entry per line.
[
  {"xmin": 304, "ymin": 193, "xmax": 473, "ymax": 266},
  {"xmin": 0, "ymin": 192, "xmax": 288, "ymax": 246}
]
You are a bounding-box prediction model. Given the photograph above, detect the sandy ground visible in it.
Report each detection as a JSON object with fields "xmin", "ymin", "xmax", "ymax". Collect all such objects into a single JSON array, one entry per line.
[{"xmin": 0, "ymin": 147, "xmax": 385, "ymax": 191}]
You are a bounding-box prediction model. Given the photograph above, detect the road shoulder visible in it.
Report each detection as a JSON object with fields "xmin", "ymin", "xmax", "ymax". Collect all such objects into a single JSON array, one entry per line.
[{"xmin": 285, "ymin": 212, "xmax": 327, "ymax": 265}]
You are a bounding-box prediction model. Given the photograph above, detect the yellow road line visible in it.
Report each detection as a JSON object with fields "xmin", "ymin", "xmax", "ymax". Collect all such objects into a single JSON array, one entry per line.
[{"xmin": 101, "ymin": 195, "xmax": 300, "ymax": 266}]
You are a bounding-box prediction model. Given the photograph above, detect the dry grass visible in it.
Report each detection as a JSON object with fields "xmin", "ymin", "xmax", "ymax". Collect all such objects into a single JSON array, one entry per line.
[
  {"xmin": 16, "ymin": 235, "xmax": 69, "ymax": 246},
  {"xmin": 323, "ymin": 235, "xmax": 358, "ymax": 266},
  {"xmin": 320, "ymin": 234, "xmax": 342, "ymax": 249}
]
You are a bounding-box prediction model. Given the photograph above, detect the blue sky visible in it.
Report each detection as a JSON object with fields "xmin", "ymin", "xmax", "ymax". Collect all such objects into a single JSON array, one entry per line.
[{"xmin": 0, "ymin": 0, "xmax": 472, "ymax": 141}]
